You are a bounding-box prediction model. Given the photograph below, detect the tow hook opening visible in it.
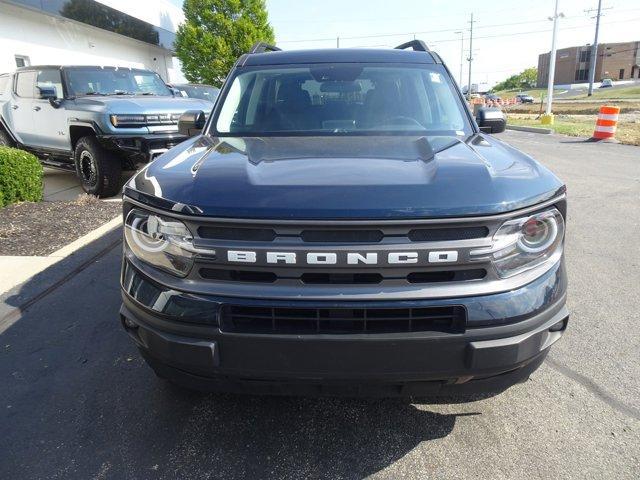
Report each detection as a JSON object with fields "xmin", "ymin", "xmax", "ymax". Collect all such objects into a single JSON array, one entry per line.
[{"xmin": 549, "ymin": 316, "xmax": 569, "ymax": 333}]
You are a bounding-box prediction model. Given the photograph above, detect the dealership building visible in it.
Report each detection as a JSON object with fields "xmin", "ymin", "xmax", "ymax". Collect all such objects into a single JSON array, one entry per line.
[
  {"xmin": 537, "ymin": 41, "xmax": 640, "ymax": 87},
  {"xmin": 0, "ymin": 0, "xmax": 186, "ymax": 83}
]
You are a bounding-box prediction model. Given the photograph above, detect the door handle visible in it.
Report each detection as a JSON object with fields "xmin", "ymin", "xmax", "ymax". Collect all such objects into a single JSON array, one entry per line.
[
  {"xmin": 33, "ymin": 106, "xmax": 41, "ymax": 111},
  {"xmin": 11, "ymin": 105, "xmax": 18, "ymax": 110}
]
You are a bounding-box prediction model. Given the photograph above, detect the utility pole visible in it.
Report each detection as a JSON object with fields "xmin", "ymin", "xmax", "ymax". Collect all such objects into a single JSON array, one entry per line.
[
  {"xmin": 466, "ymin": 13, "xmax": 474, "ymax": 100},
  {"xmin": 545, "ymin": 0, "xmax": 564, "ymax": 118},
  {"xmin": 336, "ymin": 36, "xmax": 340, "ymax": 48},
  {"xmin": 455, "ymin": 30, "xmax": 464, "ymax": 88},
  {"xmin": 586, "ymin": 1, "xmax": 611, "ymax": 96}
]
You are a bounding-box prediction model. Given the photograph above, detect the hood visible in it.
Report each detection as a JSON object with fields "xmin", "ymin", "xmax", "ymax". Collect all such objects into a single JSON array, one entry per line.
[
  {"xmin": 126, "ymin": 134, "xmax": 565, "ymax": 219},
  {"xmin": 73, "ymin": 95, "xmax": 213, "ymax": 113}
]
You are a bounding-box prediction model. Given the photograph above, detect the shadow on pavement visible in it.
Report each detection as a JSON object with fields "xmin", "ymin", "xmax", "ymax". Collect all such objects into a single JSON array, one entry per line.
[{"xmin": 0, "ymin": 229, "xmax": 473, "ymax": 480}]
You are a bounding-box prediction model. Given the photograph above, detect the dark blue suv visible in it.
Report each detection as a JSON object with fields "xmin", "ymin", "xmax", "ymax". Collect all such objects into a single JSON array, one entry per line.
[{"xmin": 119, "ymin": 41, "xmax": 568, "ymax": 397}]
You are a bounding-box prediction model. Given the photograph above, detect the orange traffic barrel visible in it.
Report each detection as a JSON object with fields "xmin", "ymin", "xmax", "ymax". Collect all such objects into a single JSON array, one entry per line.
[{"xmin": 592, "ymin": 106, "xmax": 620, "ymax": 140}]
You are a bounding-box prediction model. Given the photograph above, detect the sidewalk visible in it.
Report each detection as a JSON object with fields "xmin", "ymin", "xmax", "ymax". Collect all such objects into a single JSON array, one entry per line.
[{"xmin": 0, "ymin": 216, "xmax": 121, "ymax": 295}]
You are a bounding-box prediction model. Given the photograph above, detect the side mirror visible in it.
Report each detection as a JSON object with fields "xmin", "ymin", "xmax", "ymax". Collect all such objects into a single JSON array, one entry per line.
[
  {"xmin": 178, "ymin": 110, "xmax": 206, "ymax": 137},
  {"xmin": 37, "ymin": 86, "xmax": 62, "ymax": 108},
  {"xmin": 37, "ymin": 85, "xmax": 57, "ymax": 100},
  {"xmin": 476, "ymin": 107, "xmax": 506, "ymax": 134}
]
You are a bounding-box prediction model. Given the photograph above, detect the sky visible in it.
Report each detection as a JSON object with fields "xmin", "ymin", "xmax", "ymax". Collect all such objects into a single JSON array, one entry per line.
[{"xmin": 264, "ymin": 0, "xmax": 640, "ymax": 87}]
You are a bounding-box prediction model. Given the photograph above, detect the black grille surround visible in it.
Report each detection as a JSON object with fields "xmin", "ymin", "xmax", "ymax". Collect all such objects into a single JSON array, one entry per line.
[{"xmin": 220, "ymin": 305, "xmax": 466, "ymax": 335}]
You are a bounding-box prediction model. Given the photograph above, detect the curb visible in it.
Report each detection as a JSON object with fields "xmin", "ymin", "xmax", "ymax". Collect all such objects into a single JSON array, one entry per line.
[
  {"xmin": 506, "ymin": 125, "xmax": 553, "ymax": 134},
  {"xmin": 51, "ymin": 216, "xmax": 121, "ymax": 258},
  {"xmin": 0, "ymin": 216, "xmax": 122, "ymax": 296},
  {"xmin": 0, "ymin": 218, "xmax": 123, "ymax": 332}
]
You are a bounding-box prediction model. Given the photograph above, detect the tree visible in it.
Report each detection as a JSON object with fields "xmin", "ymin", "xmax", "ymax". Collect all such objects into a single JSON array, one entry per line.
[
  {"xmin": 175, "ymin": 0, "xmax": 275, "ymax": 87},
  {"xmin": 493, "ymin": 67, "xmax": 538, "ymax": 92}
]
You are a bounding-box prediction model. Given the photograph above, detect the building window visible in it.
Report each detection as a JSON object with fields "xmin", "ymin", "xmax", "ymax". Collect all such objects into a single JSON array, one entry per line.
[
  {"xmin": 575, "ymin": 68, "xmax": 589, "ymax": 81},
  {"xmin": 619, "ymin": 68, "xmax": 625, "ymax": 79},
  {"xmin": 15, "ymin": 55, "xmax": 30, "ymax": 68},
  {"xmin": 579, "ymin": 50, "xmax": 591, "ymax": 63}
]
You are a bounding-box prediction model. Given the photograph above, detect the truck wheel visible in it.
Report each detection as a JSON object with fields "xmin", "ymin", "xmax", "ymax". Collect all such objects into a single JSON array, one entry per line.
[
  {"xmin": 0, "ymin": 128, "xmax": 15, "ymax": 147},
  {"xmin": 74, "ymin": 136, "xmax": 122, "ymax": 197}
]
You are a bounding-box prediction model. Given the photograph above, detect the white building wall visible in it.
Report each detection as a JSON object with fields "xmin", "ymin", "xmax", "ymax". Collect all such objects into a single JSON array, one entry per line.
[{"xmin": 0, "ymin": 1, "xmax": 185, "ymax": 82}]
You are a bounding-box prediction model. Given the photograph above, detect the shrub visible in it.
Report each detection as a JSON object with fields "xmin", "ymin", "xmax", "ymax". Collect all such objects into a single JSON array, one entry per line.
[{"xmin": 0, "ymin": 146, "xmax": 43, "ymax": 208}]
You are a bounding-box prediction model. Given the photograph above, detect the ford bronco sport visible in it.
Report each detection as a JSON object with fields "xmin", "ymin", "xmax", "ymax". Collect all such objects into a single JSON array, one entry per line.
[
  {"xmin": 120, "ymin": 41, "xmax": 568, "ymax": 396},
  {"xmin": 0, "ymin": 66, "xmax": 212, "ymax": 197}
]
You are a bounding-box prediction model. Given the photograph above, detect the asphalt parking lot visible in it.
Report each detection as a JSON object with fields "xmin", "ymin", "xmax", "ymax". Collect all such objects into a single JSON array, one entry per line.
[{"xmin": 1, "ymin": 130, "xmax": 638, "ymax": 479}]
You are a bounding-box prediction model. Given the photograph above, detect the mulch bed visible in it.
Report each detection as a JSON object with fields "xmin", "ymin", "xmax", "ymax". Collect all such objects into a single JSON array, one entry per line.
[{"xmin": 0, "ymin": 195, "xmax": 122, "ymax": 256}]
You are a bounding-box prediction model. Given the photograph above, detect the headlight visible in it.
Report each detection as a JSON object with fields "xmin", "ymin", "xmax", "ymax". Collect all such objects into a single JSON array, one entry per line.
[
  {"xmin": 124, "ymin": 209, "xmax": 199, "ymax": 277},
  {"xmin": 110, "ymin": 113, "xmax": 183, "ymax": 127},
  {"xmin": 471, "ymin": 208, "xmax": 564, "ymax": 278}
]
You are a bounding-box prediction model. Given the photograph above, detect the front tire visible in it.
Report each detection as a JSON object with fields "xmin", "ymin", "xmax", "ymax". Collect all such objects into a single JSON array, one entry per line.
[
  {"xmin": 74, "ymin": 136, "xmax": 122, "ymax": 197},
  {"xmin": 0, "ymin": 128, "xmax": 15, "ymax": 147}
]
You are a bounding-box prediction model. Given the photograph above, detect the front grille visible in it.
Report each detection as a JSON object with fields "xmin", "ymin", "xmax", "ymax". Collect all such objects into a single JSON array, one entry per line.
[
  {"xmin": 408, "ymin": 226, "xmax": 489, "ymax": 241},
  {"xmin": 195, "ymin": 225, "xmax": 489, "ymax": 243},
  {"xmin": 220, "ymin": 305, "xmax": 466, "ymax": 334},
  {"xmin": 199, "ymin": 268, "xmax": 486, "ymax": 285},
  {"xmin": 199, "ymin": 226, "xmax": 277, "ymax": 241},
  {"xmin": 181, "ymin": 216, "xmax": 498, "ymax": 293},
  {"xmin": 300, "ymin": 229, "xmax": 384, "ymax": 243}
]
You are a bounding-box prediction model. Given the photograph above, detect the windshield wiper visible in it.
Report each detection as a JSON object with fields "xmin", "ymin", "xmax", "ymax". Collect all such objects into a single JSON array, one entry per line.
[
  {"xmin": 113, "ymin": 90, "xmax": 135, "ymax": 95},
  {"xmin": 140, "ymin": 92, "xmax": 156, "ymax": 95},
  {"xmin": 83, "ymin": 91, "xmax": 110, "ymax": 96}
]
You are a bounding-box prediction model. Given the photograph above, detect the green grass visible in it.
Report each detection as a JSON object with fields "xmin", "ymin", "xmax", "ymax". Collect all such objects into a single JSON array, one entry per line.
[
  {"xmin": 571, "ymin": 85, "xmax": 640, "ymax": 100},
  {"xmin": 507, "ymin": 114, "xmax": 640, "ymax": 146},
  {"xmin": 496, "ymin": 85, "xmax": 640, "ymax": 101}
]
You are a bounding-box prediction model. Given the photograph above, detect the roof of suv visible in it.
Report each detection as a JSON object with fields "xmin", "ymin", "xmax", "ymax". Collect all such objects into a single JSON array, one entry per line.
[{"xmin": 241, "ymin": 48, "xmax": 439, "ymax": 66}]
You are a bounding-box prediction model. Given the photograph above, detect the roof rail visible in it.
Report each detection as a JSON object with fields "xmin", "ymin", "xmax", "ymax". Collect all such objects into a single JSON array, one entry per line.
[
  {"xmin": 249, "ymin": 42, "xmax": 282, "ymax": 54},
  {"xmin": 394, "ymin": 40, "xmax": 430, "ymax": 52}
]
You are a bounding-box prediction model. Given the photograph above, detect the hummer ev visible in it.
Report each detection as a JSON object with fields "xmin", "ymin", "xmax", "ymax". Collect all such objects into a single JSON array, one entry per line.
[{"xmin": 0, "ymin": 66, "xmax": 212, "ymax": 197}]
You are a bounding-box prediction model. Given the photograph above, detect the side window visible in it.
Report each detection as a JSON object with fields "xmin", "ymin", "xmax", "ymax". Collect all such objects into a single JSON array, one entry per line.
[
  {"xmin": 15, "ymin": 71, "xmax": 36, "ymax": 98},
  {"xmin": 36, "ymin": 69, "xmax": 63, "ymax": 98}
]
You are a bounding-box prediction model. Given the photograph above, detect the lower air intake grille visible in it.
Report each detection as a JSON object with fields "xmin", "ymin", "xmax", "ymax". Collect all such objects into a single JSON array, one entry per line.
[{"xmin": 220, "ymin": 305, "xmax": 466, "ymax": 334}]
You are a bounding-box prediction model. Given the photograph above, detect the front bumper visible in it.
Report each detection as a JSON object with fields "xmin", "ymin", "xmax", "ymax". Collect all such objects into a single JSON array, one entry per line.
[
  {"xmin": 98, "ymin": 133, "xmax": 189, "ymax": 163},
  {"xmin": 120, "ymin": 259, "xmax": 568, "ymax": 396}
]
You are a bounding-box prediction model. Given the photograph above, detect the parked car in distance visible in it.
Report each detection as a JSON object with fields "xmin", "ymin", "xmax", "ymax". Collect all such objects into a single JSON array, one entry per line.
[
  {"xmin": 120, "ymin": 40, "xmax": 568, "ymax": 398},
  {"xmin": 516, "ymin": 93, "xmax": 535, "ymax": 103},
  {"xmin": 484, "ymin": 93, "xmax": 501, "ymax": 102},
  {"xmin": 599, "ymin": 78, "xmax": 613, "ymax": 88},
  {"xmin": 171, "ymin": 83, "xmax": 220, "ymax": 103},
  {"xmin": 0, "ymin": 66, "xmax": 212, "ymax": 196}
]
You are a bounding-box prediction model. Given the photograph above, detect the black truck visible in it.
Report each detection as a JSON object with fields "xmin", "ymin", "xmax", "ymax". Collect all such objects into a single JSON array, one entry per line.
[{"xmin": 120, "ymin": 41, "xmax": 568, "ymax": 397}]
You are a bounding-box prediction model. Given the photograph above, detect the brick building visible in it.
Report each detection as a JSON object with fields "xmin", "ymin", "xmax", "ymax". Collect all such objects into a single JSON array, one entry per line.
[{"xmin": 537, "ymin": 41, "xmax": 640, "ymax": 87}]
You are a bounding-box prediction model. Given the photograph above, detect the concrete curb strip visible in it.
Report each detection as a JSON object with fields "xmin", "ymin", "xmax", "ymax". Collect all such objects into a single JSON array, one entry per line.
[
  {"xmin": 0, "ymin": 216, "xmax": 122, "ymax": 295},
  {"xmin": 506, "ymin": 125, "xmax": 553, "ymax": 134}
]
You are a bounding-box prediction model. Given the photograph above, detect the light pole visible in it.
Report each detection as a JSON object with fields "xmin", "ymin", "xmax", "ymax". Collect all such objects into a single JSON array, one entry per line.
[
  {"xmin": 466, "ymin": 13, "xmax": 474, "ymax": 100},
  {"xmin": 587, "ymin": 0, "xmax": 605, "ymax": 96},
  {"xmin": 544, "ymin": 0, "xmax": 564, "ymax": 121},
  {"xmin": 454, "ymin": 30, "xmax": 464, "ymax": 88}
]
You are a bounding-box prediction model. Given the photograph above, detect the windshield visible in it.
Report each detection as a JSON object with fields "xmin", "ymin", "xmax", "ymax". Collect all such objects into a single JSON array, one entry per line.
[
  {"xmin": 177, "ymin": 85, "xmax": 220, "ymax": 101},
  {"xmin": 213, "ymin": 63, "xmax": 471, "ymax": 136},
  {"xmin": 65, "ymin": 67, "xmax": 172, "ymax": 97}
]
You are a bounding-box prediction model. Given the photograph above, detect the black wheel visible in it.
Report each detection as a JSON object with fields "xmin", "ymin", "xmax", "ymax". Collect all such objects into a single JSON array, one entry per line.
[
  {"xmin": 0, "ymin": 128, "xmax": 15, "ymax": 147},
  {"xmin": 74, "ymin": 136, "xmax": 122, "ymax": 197}
]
